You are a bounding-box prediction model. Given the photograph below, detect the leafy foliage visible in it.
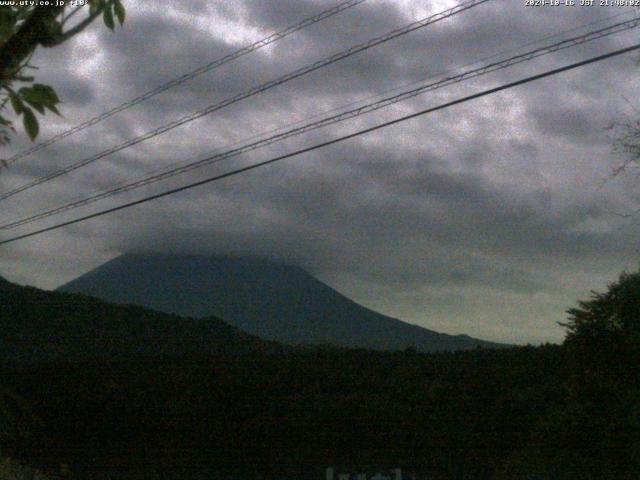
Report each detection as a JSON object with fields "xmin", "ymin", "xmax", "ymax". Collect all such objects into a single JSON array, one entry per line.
[
  {"xmin": 562, "ymin": 267, "xmax": 640, "ymax": 350},
  {"xmin": 0, "ymin": 1, "xmax": 125, "ymax": 147}
]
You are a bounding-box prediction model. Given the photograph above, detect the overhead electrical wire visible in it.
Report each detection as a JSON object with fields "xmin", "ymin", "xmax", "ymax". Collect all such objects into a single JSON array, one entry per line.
[
  {"xmin": 1, "ymin": 42, "xmax": 638, "ymax": 246},
  {"xmin": 0, "ymin": 0, "xmax": 491, "ymax": 202},
  {"xmin": 3, "ymin": 15, "xmax": 639, "ymax": 231},
  {"xmin": 2, "ymin": 9, "xmax": 636, "ymax": 228},
  {"xmin": 3, "ymin": 14, "xmax": 637, "ymax": 229},
  {"xmin": 0, "ymin": 0, "xmax": 369, "ymax": 168}
]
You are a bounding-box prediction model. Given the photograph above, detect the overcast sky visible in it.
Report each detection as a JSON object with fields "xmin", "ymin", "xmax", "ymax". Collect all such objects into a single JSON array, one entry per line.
[{"xmin": 1, "ymin": 0, "xmax": 640, "ymax": 344}]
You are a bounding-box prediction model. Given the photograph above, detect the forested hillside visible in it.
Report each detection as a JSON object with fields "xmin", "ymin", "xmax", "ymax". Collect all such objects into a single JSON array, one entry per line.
[
  {"xmin": 1, "ymin": 272, "xmax": 638, "ymax": 479},
  {"xmin": 0, "ymin": 278, "xmax": 274, "ymax": 362},
  {"xmin": 2, "ymin": 343, "xmax": 637, "ymax": 480}
]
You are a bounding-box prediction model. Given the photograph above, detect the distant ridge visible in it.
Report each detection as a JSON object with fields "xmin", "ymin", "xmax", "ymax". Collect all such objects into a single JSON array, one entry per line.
[
  {"xmin": 0, "ymin": 276, "xmax": 274, "ymax": 363},
  {"xmin": 59, "ymin": 253, "xmax": 506, "ymax": 352}
]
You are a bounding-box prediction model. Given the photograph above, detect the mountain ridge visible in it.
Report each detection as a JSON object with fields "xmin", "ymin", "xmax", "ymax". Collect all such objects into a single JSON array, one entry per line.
[
  {"xmin": 59, "ymin": 253, "xmax": 506, "ymax": 352},
  {"xmin": 0, "ymin": 276, "xmax": 274, "ymax": 362}
]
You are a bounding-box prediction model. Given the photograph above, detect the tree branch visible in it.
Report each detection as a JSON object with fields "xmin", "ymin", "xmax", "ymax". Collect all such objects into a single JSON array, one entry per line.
[
  {"xmin": 46, "ymin": 4, "xmax": 106, "ymax": 47},
  {"xmin": 61, "ymin": 5, "xmax": 84, "ymax": 26},
  {"xmin": 0, "ymin": 6, "xmax": 64, "ymax": 84}
]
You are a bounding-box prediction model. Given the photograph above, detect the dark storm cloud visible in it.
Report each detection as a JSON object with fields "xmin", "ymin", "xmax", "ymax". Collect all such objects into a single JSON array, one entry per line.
[{"xmin": 2, "ymin": 0, "xmax": 640, "ymax": 344}]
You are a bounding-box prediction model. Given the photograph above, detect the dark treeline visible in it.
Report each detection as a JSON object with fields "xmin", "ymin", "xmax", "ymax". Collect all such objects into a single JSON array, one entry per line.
[
  {"xmin": 2, "ymin": 343, "xmax": 638, "ymax": 480},
  {"xmin": 1, "ymin": 271, "xmax": 639, "ymax": 479}
]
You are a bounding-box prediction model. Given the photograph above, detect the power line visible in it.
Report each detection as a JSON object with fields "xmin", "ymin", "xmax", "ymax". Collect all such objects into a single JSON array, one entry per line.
[
  {"xmin": 0, "ymin": 0, "xmax": 491, "ymax": 202},
  {"xmin": 0, "ymin": 0, "xmax": 368, "ymax": 168},
  {"xmin": 3, "ymin": 15, "xmax": 639, "ymax": 231},
  {"xmin": 3, "ymin": 16, "xmax": 636, "ymax": 229},
  {"xmin": 1, "ymin": 42, "xmax": 638, "ymax": 247}
]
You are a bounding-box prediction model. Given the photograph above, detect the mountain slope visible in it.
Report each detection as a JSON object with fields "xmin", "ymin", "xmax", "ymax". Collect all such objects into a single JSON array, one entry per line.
[
  {"xmin": 0, "ymin": 277, "xmax": 272, "ymax": 362},
  {"xmin": 59, "ymin": 253, "xmax": 505, "ymax": 352}
]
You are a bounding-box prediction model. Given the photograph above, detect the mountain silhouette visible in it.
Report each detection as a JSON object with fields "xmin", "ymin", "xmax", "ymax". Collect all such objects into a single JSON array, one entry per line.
[
  {"xmin": 59, "ymin": 253, "xmax": 505, "ymax": 352},
  {"xmin": 0, "ymin": 276, "xmax": 272, "ymax": 362}
]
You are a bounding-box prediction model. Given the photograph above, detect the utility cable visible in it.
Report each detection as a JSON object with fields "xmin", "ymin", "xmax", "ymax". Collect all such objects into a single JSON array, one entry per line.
[
  {"xmin": 0, "ymin": 0, "xmax": 491, "ymax": 202},
  {"xmin": 2, "ymin": 16, "xmax": 638, "ymax": 230},
  {"xmin": 0, "ymin": 0, "xmax": 368, "ymax": 167},
  {"xmin": 1, "ymin": 42, "xmax": 637, "ymax": 246}
]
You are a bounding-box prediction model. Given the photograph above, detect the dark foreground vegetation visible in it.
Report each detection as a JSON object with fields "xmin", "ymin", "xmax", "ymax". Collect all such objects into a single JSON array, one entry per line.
[{"xmin": 1, "ymin": 270, "xmax": 639, "ymax": 479}]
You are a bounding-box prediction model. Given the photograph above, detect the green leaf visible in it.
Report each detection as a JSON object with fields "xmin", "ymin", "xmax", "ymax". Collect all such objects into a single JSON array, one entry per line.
[
  {"xmin": 23, "ymin": 84, "xmax": 59, "ymax": 105},
  {"xmin": 33, "ymin": 84, "xmax": 60, "ymax": 104},
  {"xmin": 19, "ymin": 84, "xmax": 60, "ymax": 115},
  {"xmin": 114, "ymin": 0, "xmax": 125, "ymax": 25},
  {"xmin": 18, "ymin": 87, "xmax": 44, "ymax": 114},
  {"xmin": 45, "ymin": 103, "xmax": 61, "ymax": 116},
  {"xmin": 9, "ymin": 91, "xmax": 24, "ymax": 115},
  {"xmin": 20, "ymin": 91, "xmax": 45, "ymax": 114},
  {"xmin": 103, "ymin": 6, "xmax": 115, "ymax": 30},
  {"xmin": 28, "ymin": 101, "xmax": 45, "ymax": 114},
  {"xmin": 22, "ymin": 107, "xmax": 38, "ymax": 141}
]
